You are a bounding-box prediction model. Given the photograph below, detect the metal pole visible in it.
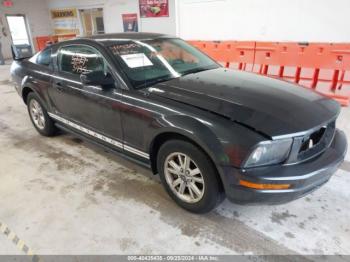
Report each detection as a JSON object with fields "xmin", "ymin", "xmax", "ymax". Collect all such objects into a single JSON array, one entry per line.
[
  {"xmin": 0, "ymin": 14, "xmax": 5, "ymax": 65},
  {"xmin": 0, "ymin": 40, "xmax": 5, "ymax": 65}
]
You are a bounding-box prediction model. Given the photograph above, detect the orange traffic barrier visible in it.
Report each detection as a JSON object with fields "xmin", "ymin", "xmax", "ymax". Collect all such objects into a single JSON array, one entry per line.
[
  {"xmin": 253, "ymin": 42, "xmax": 350, "ymax": 106},
  {"xmin": 188, "ymin": 41, "xmax": 256, "ymax": 70},
  {"xmin": 35, "ymin": 34, "xmax": 76, "ymax": 51},
  {"xmin": 189, "ymin": 40, "xmax": 350, "ymax": 106}
]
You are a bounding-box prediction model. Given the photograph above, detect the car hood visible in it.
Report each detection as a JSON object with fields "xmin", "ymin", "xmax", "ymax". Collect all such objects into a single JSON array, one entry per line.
[{"xmin": 148, "ymin": 68, "xmax": 340, "ymax": 139}]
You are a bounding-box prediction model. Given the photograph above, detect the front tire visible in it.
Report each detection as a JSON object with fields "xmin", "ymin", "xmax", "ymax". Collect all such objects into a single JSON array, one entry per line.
[
  {"xmin": 27, "ymin": 92, "xmax": 57, "ymax": 137},
  {"xmin": 157, "ymin": 139, "xmax": 224, "ymax": 213}
]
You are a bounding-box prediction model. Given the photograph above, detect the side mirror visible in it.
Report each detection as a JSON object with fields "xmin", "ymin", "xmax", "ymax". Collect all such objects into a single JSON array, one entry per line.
[
  {"xmin": 11, "ymin": 44, "xmax": 33, "ymax": 61},
  {"xmin": 80, "ymin": 71, "xmax": 115, "ymax": 88}
]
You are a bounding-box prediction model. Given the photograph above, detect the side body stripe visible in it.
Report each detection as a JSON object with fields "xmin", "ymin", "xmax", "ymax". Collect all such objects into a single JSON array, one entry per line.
[{"xmin": 48, "ymin": 113, "xmax": 149, "ymax": 159}]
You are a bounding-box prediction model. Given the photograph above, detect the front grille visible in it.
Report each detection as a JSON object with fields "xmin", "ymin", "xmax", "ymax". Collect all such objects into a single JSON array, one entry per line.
[
  {"xmin": 299, "ymin": 127, "xmax": 327, "ymax": 154},
  {"xmin": 297, "ymin": 121, "xmax": 336, "ymax": 162}
]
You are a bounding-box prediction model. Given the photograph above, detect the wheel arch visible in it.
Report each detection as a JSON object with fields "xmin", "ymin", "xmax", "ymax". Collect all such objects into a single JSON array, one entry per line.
[
  {"xmin": 22, "ymin": 86, "xmax": 34, "ymax": 104},
  {"xmin": 21, "ymin": 84, "xmax": 48, "ymax": 111},
  {"xmin": 148, "ymin": 114, "xmax": 229, "ymax": 170},
  {"xmin": 149, "ymin": 131, "xmax": 225, "ymax": 192},
  {"xmin": 150, "ymin": 132, "xmax": 194, "ymax": 174}
]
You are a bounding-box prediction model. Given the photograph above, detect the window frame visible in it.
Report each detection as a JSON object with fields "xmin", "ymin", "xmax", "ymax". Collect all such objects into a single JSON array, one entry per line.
[
  {"xmin": 53, "ymin": 42, "xmax": 129, "ymax": 90},
  {"xmin": 105, "ymin": 37, "xmax": 220, "ymax": 89},
  {"xmin": 36, "ymin": 47, "xmax": 52, "ymax": 68},
  {"xmin": 57, "ymin": 44, "xmax": 109, "ymax": 77}
]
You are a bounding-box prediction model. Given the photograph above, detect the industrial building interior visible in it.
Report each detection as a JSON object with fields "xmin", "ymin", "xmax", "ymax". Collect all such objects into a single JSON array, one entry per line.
[{"xmin": 0, "ymin": 0, "xmax": 349, "ymax": 260}]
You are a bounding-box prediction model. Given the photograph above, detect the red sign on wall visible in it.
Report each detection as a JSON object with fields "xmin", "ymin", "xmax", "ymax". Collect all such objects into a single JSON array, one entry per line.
[
  {"xmin": 2, "ymin": 0, "xmax": 13, "ymax": 7},
  {"xmin": 139, "ymin": 0, "xmax": 169, "ymax": 18},
  {"xmin": 122, "ymin": 14, "xmax": 139, "ymax": 32}
]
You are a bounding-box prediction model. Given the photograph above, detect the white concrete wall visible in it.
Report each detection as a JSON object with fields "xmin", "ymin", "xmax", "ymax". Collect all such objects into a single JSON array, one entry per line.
[
  {"xmin": 177, "ymin": 0, "xmax": 350, "ymax": 42},
  {"xmin": 1, "ymin": 0, "xmax": 348, "ymax": 61},
  {"xmin": 46, "ymin": 0, "xmax": 177, "ymax": 36},
  {"xmin": 0, "ymin": 0, "xmax": 52, "ymax": 59}
]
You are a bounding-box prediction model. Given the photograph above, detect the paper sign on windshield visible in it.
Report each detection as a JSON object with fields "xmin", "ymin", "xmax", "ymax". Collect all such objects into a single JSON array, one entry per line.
[{"xmin": 121, "ymin": 53, "xmax": 153, "ymax": 68}]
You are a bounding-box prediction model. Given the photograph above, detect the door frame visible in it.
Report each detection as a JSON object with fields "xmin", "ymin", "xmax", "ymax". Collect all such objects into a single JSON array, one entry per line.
[
  {"xmin": 5, "ymin": 14, "xmax": 33, "ymax": 49},
  {"xmin": 77, "ymin": 6, "xmax": 105, "ymax": 36}
]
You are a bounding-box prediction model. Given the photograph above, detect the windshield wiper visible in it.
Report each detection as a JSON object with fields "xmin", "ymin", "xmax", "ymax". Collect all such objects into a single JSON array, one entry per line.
[
  {"xmin": 181, "ymin": 66, "xmax": 215, "ymax": 77},
  {"xmin": 135, "ymin": 76, "xmax": 177, "ymax": 89},
  {"xmin": 135, "ymin": 66, "xmax": 218, "ymax": 89}
]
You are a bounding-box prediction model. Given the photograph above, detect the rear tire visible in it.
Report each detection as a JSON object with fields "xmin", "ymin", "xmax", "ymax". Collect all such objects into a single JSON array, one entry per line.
[
  {"xmin": 27, "ymin": 92, "xmax": 57, "ymax": 137},
  {"xmin": 157, "ymin": 139, "xmax": 224, "ymax": 213}
]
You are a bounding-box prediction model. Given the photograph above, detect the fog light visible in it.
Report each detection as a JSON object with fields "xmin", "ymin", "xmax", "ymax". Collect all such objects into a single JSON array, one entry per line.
[{"xmin": 239, "ymin": 180, "xmax": 291, "ymax": 190}]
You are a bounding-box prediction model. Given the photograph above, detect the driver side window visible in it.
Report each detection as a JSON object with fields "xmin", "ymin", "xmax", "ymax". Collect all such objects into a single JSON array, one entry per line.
[{"xmin": 58, "ymin": 45, "xmax": 106, "ymax": 75}]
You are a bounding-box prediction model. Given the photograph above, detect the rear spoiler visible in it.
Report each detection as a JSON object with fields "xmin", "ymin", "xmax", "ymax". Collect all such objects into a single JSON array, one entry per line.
[{"xmin": 11, "ymin": 44, "xmax": 33, "ymax": 61}]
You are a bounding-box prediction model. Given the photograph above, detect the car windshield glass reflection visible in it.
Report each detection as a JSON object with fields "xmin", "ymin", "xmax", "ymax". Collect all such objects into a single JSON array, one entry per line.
[{"xmin": 108, "ymin": 38, "xmax": 219, "ymax": 89}]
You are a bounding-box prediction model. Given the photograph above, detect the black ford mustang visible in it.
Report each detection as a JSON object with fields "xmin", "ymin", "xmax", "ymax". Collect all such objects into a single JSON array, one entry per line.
[{"xmin": 11, "ymin": 33, "xmax": 347, "ymax": 213}]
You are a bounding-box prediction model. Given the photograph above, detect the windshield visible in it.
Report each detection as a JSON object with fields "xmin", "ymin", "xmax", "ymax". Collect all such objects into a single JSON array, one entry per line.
[{"xmin": 108, "ymin": 38, "xmax": 219, "ymax": 89}]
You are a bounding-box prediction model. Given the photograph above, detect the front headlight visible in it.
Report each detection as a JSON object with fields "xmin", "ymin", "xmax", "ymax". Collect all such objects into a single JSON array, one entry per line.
[{"xmin": 243, "ymin": 139, "xmax": 293, "ymax": 168}]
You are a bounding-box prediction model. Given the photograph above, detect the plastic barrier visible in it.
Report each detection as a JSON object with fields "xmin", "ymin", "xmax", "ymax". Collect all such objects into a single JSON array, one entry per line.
[
  {"xmin": 188, "ymin": 40, "xmax": 350, "ymax": 106},
  {"xmin": 35, "ymin": 34, "xmax": 76, "ymax": 51},
  {"xmin": 253, "ymin": 42, "xmax": 350, "ymax": 106},
  {"xmin": 188, "ymin": 41, "xmax": 256, "ymax": 70}
]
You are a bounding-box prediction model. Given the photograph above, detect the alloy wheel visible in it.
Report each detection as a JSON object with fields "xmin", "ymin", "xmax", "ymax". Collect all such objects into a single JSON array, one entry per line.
[
  {"xmin": 164, "ymin": 152, "xmax": 205, "ymax": 203},
  {"xmin": 29, "ymin": 99, "xmax": 45, "ymax": 130}
]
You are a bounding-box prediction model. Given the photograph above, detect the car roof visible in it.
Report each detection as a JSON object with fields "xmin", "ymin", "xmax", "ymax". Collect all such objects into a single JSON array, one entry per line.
[
  {"xmin": 79, "ymin": 32, "xmax": 172, "ymax": 44},
  {"xmin": 48, "ymin": 32, "xmax": 175, "ymax": 50}
]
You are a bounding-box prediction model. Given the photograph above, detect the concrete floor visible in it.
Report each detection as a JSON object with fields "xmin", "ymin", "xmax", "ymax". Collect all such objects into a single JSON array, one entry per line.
[{"xmin": 0, "ymin": 62, "xmax": 349, "ymax": 256}]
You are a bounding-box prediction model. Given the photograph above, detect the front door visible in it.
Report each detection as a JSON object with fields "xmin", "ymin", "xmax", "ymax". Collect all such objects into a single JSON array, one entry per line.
[{"xmin": 48, "ymin": 44, "xmax": 124, "ymax": 150}]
